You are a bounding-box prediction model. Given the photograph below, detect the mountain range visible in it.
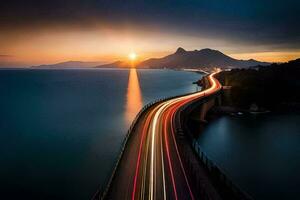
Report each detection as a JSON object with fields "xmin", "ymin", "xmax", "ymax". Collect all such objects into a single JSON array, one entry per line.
[
  {"xmin": 32, "ymin": 48, "xmax": 270, "ymax": 69},
  {"xmin": 31, "ymin": 61, "xmax": 105, "ymax": 69},
  {"xmin": 137, "ymin": 48, "xmax": 270, "ymax": 69},
  {"xmin": 95, "ymin": 48, "xmax": 269, "ymax": 69}
]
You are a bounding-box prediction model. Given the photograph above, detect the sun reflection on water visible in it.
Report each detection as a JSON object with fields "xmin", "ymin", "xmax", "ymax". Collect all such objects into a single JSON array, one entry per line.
[{"xmin": 125, "ymin": 68, "xmax": 143, "ymax": 126}]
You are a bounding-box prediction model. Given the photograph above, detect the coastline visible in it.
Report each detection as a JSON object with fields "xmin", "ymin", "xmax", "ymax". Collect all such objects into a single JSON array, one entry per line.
[{"xmin": 186, "ymin": 72, "xmax": 300, "ymax": 199}]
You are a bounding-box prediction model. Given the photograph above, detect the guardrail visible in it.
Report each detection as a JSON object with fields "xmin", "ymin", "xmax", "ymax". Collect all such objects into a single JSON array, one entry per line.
[
  {"xmin": 191, "ymin": 140, "xmax": 253, "ymax": 200},
  {"xmin": 175, "ymin": 78, "xmax": 254, "ymax": 200},
  {"xmin": 93, "ymin": 75, "xmax": 252, "ymax": 200},
  {"xmin": 91, "ymin": 98, "xmax": 162, "ymax": 199},
  {"xmin": 91, "ymin": 91, "xmax": 199, "ymax": 200}
]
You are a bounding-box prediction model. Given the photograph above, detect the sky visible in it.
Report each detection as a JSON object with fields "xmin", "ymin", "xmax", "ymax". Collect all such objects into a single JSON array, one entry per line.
[{"xmin": 1, "ymin": 0, "xmax": 300, "ymax": 67}]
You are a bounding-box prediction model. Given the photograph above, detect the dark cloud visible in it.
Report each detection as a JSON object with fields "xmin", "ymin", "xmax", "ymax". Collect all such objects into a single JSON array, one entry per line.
[{"xmin": 1, "ymin": 0, "xmax": 300, "ymax": 49}]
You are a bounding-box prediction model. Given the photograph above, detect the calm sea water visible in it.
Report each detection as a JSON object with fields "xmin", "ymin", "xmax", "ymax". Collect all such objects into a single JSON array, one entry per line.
[
  {"xmin": 197, "ymin": 113, "xmax": 300, "ymax": 200},
  {"xmin": 0, "ymin": 68, "xmax": 202, "ymax": 199}
]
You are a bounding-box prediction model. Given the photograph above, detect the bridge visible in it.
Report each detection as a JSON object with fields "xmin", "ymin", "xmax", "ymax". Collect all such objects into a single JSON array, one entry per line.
[{"xmin": 93, "ymin": 73, "xmax": 252, "ymax": 200}]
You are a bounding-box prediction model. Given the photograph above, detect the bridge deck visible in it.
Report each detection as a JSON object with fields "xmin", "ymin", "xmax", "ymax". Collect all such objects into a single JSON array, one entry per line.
[{"xmin": 104, "ymin": 73, "xmax": 222, "ymax": 200}]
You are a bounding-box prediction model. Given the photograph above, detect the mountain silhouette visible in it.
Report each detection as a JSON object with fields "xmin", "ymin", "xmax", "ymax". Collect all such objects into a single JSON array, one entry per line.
[
  {"xmin": 138, "ymin": 48, "xmax": 270, "ymax": 68},
  {"xmin": 94, "ymin": 61, "xmax": 129, "ymax": 68},
  {"xmin": 32, "ymin": 61, "xmax": 105, "ymax": 68}
]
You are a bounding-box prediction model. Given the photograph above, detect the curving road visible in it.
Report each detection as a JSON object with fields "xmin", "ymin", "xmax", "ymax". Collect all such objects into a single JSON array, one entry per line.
[{"xmin": 106, "ymin": 73, "xmax": 222, "ymax": 200}]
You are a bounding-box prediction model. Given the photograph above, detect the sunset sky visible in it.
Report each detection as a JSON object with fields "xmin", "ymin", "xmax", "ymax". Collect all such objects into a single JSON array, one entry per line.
[{"xmin": 1, "ymin": 0, "xmax": 300, "ymax": 67}]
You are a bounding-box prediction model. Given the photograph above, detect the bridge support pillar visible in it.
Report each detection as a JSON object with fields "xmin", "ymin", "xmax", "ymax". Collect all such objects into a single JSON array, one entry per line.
[{"xmin": 199, "ymin": 98, "xmax": 216, "ymax": 121}]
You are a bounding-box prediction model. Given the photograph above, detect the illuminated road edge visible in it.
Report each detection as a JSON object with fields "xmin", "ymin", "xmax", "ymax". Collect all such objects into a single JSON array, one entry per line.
[
  {"xmin": 94, "ymin": 73, "xmax": 222, "ymax": 200},
  {"xmin": 131, "ymin": 73, "xmax": 222, "ymax": 200}
]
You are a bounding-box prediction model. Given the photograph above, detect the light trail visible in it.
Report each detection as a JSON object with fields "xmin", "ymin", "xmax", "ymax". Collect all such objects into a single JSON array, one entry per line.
[
  {"xmin": 112, "ymin": 72, "xmax": 222, "ymax": 200},
  {"xmin": 160, "ymin": 132, "xmax": 166, "ymax": 200},
  {"xmin": 150, "ymin": 103, "xmax": 170, "ymax": 200},
  {"xmin": 169, "ymin": 104, "xmax": 194, "ymax": 200},
  {"xmin": 132, "ymin": 106, "xmax": 161, "ymax": 200},
  {"xmin": 163, "ymin": 107, "xmax": 179, "ymax": 200}
]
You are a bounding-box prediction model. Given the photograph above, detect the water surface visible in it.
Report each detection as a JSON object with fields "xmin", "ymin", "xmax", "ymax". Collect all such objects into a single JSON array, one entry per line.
[
  {"xmin": 197, "ymin": 113, "xmax": 300, "ymax": 200},
  {"xmin": 0, "ymin": 68, "xmax": 202, "ymax": 199}
]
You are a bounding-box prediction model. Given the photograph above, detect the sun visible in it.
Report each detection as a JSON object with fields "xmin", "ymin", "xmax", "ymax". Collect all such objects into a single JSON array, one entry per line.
[{"xmin": 128, "ymin": 52, "xmax": 137, "ymax": 61}]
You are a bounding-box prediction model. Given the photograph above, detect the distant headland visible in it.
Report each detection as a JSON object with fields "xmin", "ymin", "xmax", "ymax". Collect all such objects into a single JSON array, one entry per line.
[{"xmin": 30, "ymin": 48, "xmax": 272, "ymax": 70}]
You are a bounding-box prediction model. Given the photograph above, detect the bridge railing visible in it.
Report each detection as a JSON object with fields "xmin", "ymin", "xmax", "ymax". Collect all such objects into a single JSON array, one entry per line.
[
  {"xmin": 92, "ymin": 91, "xmax": 200, "ymax": 200},
  {"xmin": 191, "ymin": 139, "xmax": 253, "ymax": 200},
  {"xmin": 94, "ymin": 75, "xmax": 252, "ymax": 200},
  {"xmin": 91, "ymin": 98, "xmax": 162, "ymax": 200},
  {"xmin": 175, "ymin": 81, "xmax": 254, "ymax": 200}
]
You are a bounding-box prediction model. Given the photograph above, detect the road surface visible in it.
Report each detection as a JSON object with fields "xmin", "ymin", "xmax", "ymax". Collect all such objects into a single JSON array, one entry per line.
[{"xmin": 106, "ymin": 73, "xmax": 222, "ymax": 200}]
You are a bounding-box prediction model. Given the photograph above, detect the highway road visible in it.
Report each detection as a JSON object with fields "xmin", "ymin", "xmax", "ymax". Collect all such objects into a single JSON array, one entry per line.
[{"xmin": 106, "ymin": 73, "xmax": 222, "ymax": 200}]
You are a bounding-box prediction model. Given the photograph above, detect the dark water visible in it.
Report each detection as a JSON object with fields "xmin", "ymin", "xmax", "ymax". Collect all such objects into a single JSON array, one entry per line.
[
  {"xmin": 0, "ymin": 68, "xmax": 202, "ymax": 199},
  {"xmin": 197, "ymin": 113, "xmax": 300, "ymax": 200}
]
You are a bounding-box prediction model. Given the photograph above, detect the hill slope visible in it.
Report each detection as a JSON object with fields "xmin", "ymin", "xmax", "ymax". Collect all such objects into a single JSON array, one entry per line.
[
  {"xmin": 32, "ymin": 61, "xmax": 105, "ymax": 68},
  {"xmin": 94, "ymin": 61, "xmax": 129, "ymax": 68},
  {"xmin": 216, "ymin": 58, "xmax": 300, "ymax": 109},
  {"xmin": 138, "ymin": 48, "xmax": 269, "ymax": 69}
]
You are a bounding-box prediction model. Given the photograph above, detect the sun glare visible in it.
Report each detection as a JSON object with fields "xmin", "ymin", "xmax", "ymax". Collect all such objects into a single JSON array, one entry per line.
[{"xmin": 129, "ymin": 52, "xmax": 137, "ymax": 61}]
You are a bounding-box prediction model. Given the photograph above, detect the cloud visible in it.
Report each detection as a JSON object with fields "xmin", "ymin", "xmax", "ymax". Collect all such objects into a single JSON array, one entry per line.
[{"xmin": 1, "ymin": 0, "xmax": 300, "ymax": 52}]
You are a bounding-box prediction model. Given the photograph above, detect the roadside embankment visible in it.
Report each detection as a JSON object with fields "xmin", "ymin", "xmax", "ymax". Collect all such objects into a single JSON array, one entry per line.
[
  {"xmin": 215, "ymin": 59, "xmax": 300, "ymax": 113},
  {"xmin": 177, "ymin": 74, "xmax": 253, "ymax": 200}
]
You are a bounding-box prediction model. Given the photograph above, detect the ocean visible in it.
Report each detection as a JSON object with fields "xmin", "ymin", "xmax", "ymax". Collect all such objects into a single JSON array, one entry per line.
[{"xmin": 0, "ymin": 68, "xmax": 202, "ymax": 199}]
